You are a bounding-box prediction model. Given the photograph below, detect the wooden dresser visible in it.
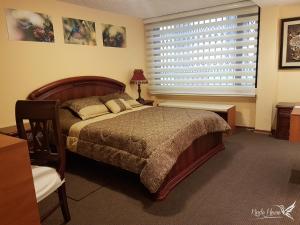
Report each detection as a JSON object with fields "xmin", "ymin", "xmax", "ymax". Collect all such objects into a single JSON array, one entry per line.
[
  {"xmin": 275, "ymin": 102, "xmax": 296, "ymax": 140},
  {"xmin": 0, "ymin": 134, "xmax": 40, "ymax": 225},
  {"xmin": 290, "ymin": 106, "xmax": 300, "ymax": 143}
]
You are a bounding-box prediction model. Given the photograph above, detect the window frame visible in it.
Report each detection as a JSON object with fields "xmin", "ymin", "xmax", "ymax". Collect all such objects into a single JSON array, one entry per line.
[{"xmin": 145, "ymin": 5, "xmax": 261, "ymax": 97}]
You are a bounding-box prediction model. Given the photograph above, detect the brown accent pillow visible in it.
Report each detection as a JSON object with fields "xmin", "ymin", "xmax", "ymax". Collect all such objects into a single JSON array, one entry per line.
[
  {"xmin": 62, "ymin": 96, "xmax": 109, "ymax": 120},
  {"xmin": 104, "ymin": 98, "xmax": 132, "ymax": 113},
  {"xmin": 100, "ymin": 92, "xmax": 142, "ymax": 108}
]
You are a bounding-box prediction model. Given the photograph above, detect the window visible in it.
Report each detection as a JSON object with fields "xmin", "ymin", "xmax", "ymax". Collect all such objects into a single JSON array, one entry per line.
[{"xmin": 145, "ymin": 5, "xmax": 259, "ymax": 96}]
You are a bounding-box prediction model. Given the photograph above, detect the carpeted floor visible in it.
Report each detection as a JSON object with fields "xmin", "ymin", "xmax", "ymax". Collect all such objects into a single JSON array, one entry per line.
[{"xmin": 40, "ymin": 129, "xmax": 300, "ymax": 225}]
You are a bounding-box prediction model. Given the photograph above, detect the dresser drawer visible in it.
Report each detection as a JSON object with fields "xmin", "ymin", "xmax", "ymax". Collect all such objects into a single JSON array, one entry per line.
[
  {"xmin": 275, "ymin": 103, "xmax": 295, "ymax": 140},
  {"xmin": 278, "ymin": 109, "xmax": 292, "ymax": 117}
]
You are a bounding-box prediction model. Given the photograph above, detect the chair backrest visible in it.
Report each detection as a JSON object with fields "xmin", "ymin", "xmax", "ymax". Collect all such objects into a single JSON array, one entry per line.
[{"xmin": 15, "ymin": 100, "xmax": 65, "ymax": 179}]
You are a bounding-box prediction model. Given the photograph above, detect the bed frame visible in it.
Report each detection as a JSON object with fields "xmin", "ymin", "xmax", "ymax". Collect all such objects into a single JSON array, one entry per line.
[{"xmin": 28, "ymin": 76, "xmax": 225, "ymax": 200}]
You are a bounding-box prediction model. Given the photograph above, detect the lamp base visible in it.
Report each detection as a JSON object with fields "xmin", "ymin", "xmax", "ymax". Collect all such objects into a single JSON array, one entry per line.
[
  {"xmin": 136, "ymin": 98, "xmax": 145, "ymax": 104},
  {"xmin": 136, "ymin": 83, "xmax": 145, "ymax": 104}
]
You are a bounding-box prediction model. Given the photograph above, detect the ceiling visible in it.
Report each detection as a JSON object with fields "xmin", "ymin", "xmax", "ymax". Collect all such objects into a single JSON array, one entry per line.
[
  {"xmin": 60, "ymin": 0, "xmax": 250, "ymax": 19},
  {"xmin": 252, "ymin": 0, "xmax": 300, "ymax": 5},
  {"xmin": 60, "ymin": 0, "xmax": 300, "ymax": 19}
]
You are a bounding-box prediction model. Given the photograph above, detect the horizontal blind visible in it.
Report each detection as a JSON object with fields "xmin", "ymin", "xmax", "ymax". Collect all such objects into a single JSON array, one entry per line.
[{"xmin": 145, "ymin": 5, "xmax": 259, "ymax": 96}]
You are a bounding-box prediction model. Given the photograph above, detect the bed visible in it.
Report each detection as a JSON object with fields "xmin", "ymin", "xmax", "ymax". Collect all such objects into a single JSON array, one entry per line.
[{"xmin": 27, "ymin": 76, "xmax": 230, "ymax": 200}]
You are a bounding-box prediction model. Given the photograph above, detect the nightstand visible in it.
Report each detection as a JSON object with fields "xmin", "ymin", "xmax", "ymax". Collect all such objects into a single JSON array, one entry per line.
[
  {"xmin": 0, "ymin": 123, "xmax": 30, "ymax": 137},
  {"xmin": 138, "ymin": 100, "xmax": 154, "ymax": 106},
  {"xmin": 275, "ymin": 102, "xmax": 296, "ymax": 140}
]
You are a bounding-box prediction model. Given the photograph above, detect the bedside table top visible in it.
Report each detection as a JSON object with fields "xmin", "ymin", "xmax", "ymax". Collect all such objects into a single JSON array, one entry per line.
[
  {"xmin": 0, "ymin": 123, "xmax": 30, "ymax": 137},
  {"xmin": 0, "ymin": 134, "xmax": 28, "ymax": 149},
  {"xmin": 137, "ymin": 99, "xmax": 154, "ymax": 106},
  {"xmin": 276, "ymin": 102, "xmax": 298, "ymax": 108},
  {"xmin": 143, "ymin": 100, "xmax": 154, "ymax": 104}
]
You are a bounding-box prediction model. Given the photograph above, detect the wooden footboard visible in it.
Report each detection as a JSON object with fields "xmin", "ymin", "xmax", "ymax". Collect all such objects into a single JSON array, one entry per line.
[{"xmin": 153, "ymin": 132, "xmax": 224, "ymax": 200}]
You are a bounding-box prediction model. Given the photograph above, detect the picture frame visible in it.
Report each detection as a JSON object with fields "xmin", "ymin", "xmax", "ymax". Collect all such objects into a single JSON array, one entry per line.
[
  {"xmin": 5, "ymin": 9, "xmax": 55, "ymax": 42},
  {"xmin": 62, "ymin": 17, "xmax": 96, "ymax": 46},
  {"xmin": 279, "ymin": 17, "xmax": 300, "ymax": 69},
  {"xmin": 102, "ymin": 24, "xmax": 126, "ymax": 48}
]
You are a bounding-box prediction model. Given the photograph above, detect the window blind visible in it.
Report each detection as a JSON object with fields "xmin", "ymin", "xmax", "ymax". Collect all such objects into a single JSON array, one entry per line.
[{"xmin": 145, "ymin": 5, "xmax": 259, "ymax": 96}]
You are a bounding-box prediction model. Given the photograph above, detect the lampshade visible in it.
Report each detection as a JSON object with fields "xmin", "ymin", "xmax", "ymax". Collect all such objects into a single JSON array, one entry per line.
[{"xmin": 130, "ymin": 69, "xmax": 148, "ymax": 84}]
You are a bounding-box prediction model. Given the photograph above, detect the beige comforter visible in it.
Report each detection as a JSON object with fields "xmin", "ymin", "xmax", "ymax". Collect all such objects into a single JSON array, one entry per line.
[{"xmin": 65, "ymin": 106, "xmax": 230, "ymax": 193}]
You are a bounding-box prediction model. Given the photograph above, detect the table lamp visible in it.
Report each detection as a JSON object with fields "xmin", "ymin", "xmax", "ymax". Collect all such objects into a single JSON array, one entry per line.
[{"xmin": 130, "ymin": 69, "xmax": 148, "ymax": 103}]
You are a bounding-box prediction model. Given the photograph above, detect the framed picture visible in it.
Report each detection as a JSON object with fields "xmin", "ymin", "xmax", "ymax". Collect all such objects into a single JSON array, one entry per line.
[
  {"xmin": 5, "ymin": 9, "xmax": 54, "ymax": 42},
  {"xmin": 102, "ymin": 24, "xmax": 126, "ymax": 48},
  {"xmin": 63, "ymin": 17, "xmax": 96, "ymax": 46},
  {"xmin": 279, "ymin": 17, "xmax": 300, "ymax": 69}
]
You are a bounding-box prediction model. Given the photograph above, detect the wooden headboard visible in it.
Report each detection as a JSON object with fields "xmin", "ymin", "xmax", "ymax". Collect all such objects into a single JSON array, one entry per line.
[{"xmin": 27, "ymin": 76, "xmax": 126, "ymax": 102}]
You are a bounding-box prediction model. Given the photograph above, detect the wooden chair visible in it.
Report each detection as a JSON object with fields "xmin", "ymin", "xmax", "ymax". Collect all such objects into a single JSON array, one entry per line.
[{"xmin": 15, "ymin": 100, "xmax": 71, "ymax": 223}]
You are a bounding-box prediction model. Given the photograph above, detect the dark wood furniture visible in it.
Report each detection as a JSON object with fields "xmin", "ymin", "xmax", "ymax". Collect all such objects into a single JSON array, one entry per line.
[
  {"xmin": 15, "ymin": 100, "xmax": 70, "ymax": 223},
  {"xmin": 275, "ymin": 102, "xmax": 296, "ymax": 140},
  {"xmin": 27, "ymin": 76, "xmax": 225, "ymax": 200},
  {"xmin": 0, "ymin": 134, "xmax": 40, "ymax": 225},
  {"xmin": 154, "ymin": 132, "xmax": 223, "ymax": 200},
  {"xmin": 0, "ymin": 123, "xmax": 30, "ymax": 137},
  {"xmin": 139, "ymin": 99, "xmax": 154, "ymax": 106},
  {"xmin": 28, "ymin": 76, "xmax": 125, "ymax": 101}
]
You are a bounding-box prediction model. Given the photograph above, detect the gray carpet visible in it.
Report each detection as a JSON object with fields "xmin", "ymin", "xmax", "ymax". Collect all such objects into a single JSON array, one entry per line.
[
  {"xmin": 65, "ymin": 171, "xmax": 102, "ymax": 201},
  {"xmin": 40, "ymin": 129, "xmax": 300, "ymax": 225}
]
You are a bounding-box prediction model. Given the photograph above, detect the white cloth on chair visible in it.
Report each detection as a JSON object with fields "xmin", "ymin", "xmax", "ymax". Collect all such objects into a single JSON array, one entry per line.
[{"xmin": 31, "ymin": 165, "xmax": 65, "ymax": 203}]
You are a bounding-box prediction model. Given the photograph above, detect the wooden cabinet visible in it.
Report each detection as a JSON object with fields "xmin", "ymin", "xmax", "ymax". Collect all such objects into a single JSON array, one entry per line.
[
  {"xmin": 0, "ymin": 134, "xmax": 40, "ymax": 225},
  {"xmin": 289, "ymin": 107, "xmax": 300, "ymax": 143},
  {"xmin": 275, "ymin": 102, "xmax": 296, "ymax": 140}
]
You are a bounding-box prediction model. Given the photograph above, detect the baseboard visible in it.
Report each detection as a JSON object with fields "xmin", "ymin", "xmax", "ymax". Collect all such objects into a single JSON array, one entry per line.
[
  {"xmin": 235, "ymin": 126, "xmax": 272, "ymax": 135},
  {"xmin": 254, "ymin": 129, "xmax": 272, "ymax": 135},
  {"xmin": 236, "ymin": 125, "xmax": 254, "ymax": 130}
]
